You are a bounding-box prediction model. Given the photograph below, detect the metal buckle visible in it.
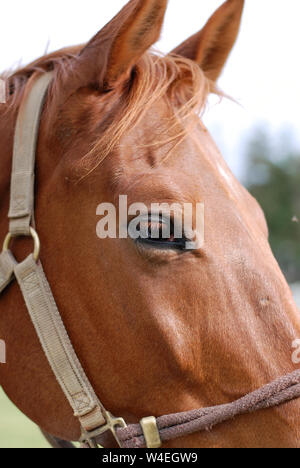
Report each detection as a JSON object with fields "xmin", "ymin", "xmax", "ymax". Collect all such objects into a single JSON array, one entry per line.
[
  {"xmin": 80, "ymin": 411, "xmax": 127, "ymax": 448},
  {"xmin": 140, "ymin": 416, "xmax": 162, "ymax": 448},
  {"xmin": 2, "ymin": 227, "xmax": 40, "ymax": 262}
]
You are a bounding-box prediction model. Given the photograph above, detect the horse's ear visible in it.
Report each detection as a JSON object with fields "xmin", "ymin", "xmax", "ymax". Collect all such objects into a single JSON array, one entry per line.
[
  {"xmin": 78, "ymin": 0, "xmax": 168, "ymax": 90},
  {"xmin": 171, "ymin": 0, "xmax": 244, "ymax": 82}
]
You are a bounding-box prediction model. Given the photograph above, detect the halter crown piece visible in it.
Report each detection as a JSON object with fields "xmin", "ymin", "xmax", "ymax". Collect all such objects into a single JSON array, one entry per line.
[{"xmin": 1, "ymin": 73, "xmax": 300, "ymax": 449}]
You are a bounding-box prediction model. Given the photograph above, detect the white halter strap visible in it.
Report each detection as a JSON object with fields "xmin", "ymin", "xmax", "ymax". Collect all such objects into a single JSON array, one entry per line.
[
  {"xmin": 8, "ymin": 73, "xmax": 53, "ymax": 236},
  {"xmin": 0, "ymin": 73, "xmax": 128, "ymax": 448}
]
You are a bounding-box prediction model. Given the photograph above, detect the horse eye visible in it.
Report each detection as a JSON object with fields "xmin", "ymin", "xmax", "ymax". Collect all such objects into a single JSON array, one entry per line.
[{"xmin": 129, "ymin": 215, "xmax": 187, "ymax": 250}]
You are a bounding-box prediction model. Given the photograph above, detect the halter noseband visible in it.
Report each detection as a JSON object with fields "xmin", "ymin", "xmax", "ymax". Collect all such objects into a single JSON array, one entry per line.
[{"xmin": 1, "ymin": 73, "xmax": 300, "ymax": 449}]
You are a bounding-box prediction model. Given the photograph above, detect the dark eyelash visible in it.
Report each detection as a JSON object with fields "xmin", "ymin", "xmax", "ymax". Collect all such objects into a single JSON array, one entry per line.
[
  {"xmin": 135, "ymin": 216, "xmax": 187, "ymax": 250},
  {"xmin": 136, "ymin": 237, "xmax": 187, "ymax": 250}
]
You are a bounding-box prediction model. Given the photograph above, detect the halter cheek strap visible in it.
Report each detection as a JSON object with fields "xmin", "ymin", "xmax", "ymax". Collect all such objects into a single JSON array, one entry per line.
[
  {"xmin": 0, "ymin": 73, "xmax": 127, "ymax": 447},
  {"xmin": 1, "ymin": 72, "xmax": 300, "ymax": 450},
  {"xmin": 8, "ymin": 73, "xmax": 53, "ymax": 236}
]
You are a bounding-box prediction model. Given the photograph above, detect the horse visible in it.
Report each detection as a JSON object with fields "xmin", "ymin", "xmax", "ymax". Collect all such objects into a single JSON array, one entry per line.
[{"xmin": 0, "ymin": 0, "xmax": 300, "ymax": 448}]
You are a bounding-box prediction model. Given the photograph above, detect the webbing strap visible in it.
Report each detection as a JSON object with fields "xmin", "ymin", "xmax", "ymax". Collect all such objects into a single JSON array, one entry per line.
[
  {"xmin": 2, "ymin": 72, "xmax": 106, "ymax": 437},
  {"xmin": 0, "ymin": 250, "xmax": 16, "ymax": 293},
  {"xmin": 14, "ymin": 254, "xmax": 105, "ymax": 429},
  {"xmin": 8, "ymin": 72, "xmax": 54, "ymax": 236}
]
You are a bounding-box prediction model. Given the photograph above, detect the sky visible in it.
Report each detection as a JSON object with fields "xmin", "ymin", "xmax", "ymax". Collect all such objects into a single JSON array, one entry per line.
[{"xmin": 1, "ymin": 0, "xmax": 300, "ymax": 178}]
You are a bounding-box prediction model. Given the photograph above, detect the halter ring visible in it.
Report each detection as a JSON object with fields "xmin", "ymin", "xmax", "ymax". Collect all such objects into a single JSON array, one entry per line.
[
  {"xmin": 80, "ymin": 411, "xmax": 127, "ymax": 448},
  {"xmin": 2, "ymin": 227, "xmax": 40, "ymax": 262}
]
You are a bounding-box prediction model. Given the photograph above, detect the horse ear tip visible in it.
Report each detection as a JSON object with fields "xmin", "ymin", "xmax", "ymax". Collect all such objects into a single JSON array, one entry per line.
[{"xmin": 225, "ymin": 0, "xmax": 245, "ymax": 8}]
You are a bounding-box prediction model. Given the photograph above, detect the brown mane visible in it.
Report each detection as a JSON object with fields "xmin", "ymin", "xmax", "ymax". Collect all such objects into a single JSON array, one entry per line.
[
  {"xmin": 2, "ymin": 47, "xmax": 215, "ymax": 176},
  {"xmin": 79, "ymin": 52, "xmax": 215, "ymax": 177},
  {"xmin": 1, "ymin": 46, "xmax": 83, "ymax": 109}
]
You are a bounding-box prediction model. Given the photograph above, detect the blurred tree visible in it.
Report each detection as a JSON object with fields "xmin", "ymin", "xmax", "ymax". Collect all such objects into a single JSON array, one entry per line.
[{"xmin": 244, "ymin": 126, "xmax": 300, "ymax": 283}]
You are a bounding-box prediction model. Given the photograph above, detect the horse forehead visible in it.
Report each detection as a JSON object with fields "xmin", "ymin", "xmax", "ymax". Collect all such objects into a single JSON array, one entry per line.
[
  {"xmin": 108, "ymin": 150, "xmax": 206, "ymax": 206},
  {"xmin": 111, "ymin": 116, "xmax": 206, "ymax": 173},
  {"xmin": 104, "ymin": 112, "xmax": 252, "ymax": 213}
]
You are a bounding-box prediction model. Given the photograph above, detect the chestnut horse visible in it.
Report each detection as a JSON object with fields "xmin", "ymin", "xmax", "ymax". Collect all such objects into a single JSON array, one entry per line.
[{"xmin": 0, "ymin": 0, "xmax": 300, "ymax": 448}]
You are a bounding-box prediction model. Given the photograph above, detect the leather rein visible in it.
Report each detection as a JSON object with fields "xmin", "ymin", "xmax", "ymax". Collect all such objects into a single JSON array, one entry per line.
[{"xmin": 1, "ymin": 73, "xmax": 300, "ymax": 449}]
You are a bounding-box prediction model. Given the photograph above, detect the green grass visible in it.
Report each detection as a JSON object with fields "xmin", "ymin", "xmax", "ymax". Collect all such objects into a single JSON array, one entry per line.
[{"xmin": 0, "ymin": 387, "xmax": 50, "ymax": 448}]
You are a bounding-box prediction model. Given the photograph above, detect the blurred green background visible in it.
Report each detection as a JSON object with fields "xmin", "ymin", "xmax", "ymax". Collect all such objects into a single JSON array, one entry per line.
[
  {"xmin": 0, "ymin": 125, "xmax": 299, "ymax": 448},
  {"xmin": 244, "ymin": 126, "xmax": 300, "ymax": 285},
  {"xmin": 0, "ymin": 388, "xmax": 50, "ymax": 448}
]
